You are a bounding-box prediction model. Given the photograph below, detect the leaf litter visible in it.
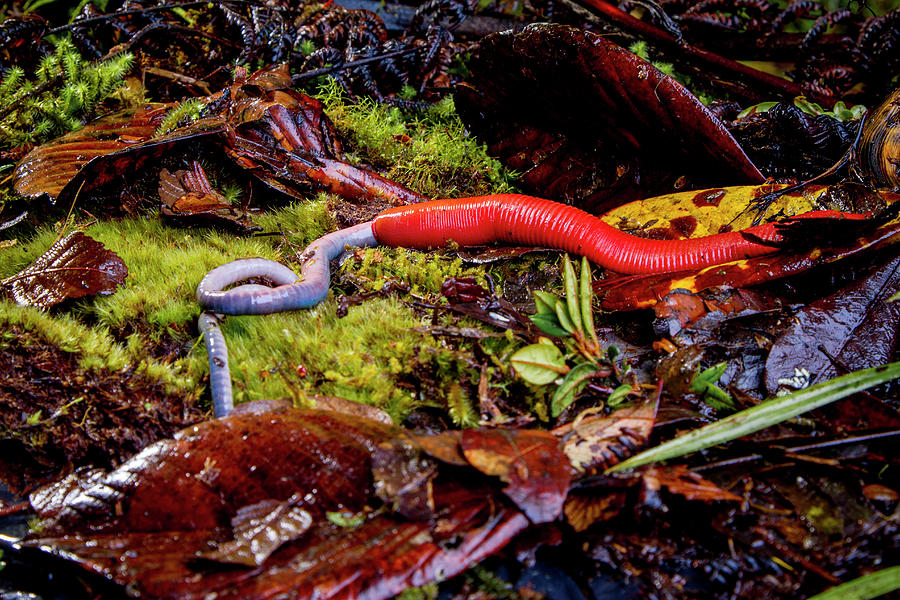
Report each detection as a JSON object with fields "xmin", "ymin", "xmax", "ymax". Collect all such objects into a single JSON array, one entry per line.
[{"xmin": 1, "ymin": 6, "xmax": 900, "ymax": 600}]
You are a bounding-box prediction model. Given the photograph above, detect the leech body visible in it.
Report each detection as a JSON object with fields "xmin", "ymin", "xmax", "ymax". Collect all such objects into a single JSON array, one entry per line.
[{"xmin": 197, "ymin": 193, "xmax": 863, "ymax": 416}]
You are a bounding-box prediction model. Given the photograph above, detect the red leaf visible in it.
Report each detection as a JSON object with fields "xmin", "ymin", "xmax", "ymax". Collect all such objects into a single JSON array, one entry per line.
[
  {"xmin": 2, "ymin": 232, "xmax": 127, "ymax": 308},
  {"xmin": 454, "ymin": 24, "xmax": 763, "ymax": 214},
  {"xmin": 460, "ymin": 428, "xmax": 572, "ymax": 523},
  {"xmin": 26, "ymin": 408, "xmax": 529, "ymax": 599}
]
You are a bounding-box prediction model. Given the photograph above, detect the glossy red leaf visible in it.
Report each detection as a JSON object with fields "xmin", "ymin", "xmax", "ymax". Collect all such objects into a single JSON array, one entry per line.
[
  {"xmin": 460, "ymin": 428, "xmax": 572, "ymax": 523},
  {"xmin": 454, "ymin": 23, "xmax": 763, "ymax": 214},
  {"xmin": 25, "ymin": 407, "xmax": 531, "ymax": 599},
  {"xmin": 764, "ymin": 255, "xmax": 900, "ymax": 395},
  {"xmin": 2, "ymin": 232, "xmax": 127, "ymax": 308}
]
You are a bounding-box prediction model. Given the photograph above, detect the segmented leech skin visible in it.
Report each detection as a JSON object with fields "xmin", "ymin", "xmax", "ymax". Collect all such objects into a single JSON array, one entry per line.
[
  {"xmin": 372, "ymin": 194, "xmax": 858, "ymax": 274},
  {"xmin": 197, "ymin": 194, "xmax": 865, "ymax": 416}
]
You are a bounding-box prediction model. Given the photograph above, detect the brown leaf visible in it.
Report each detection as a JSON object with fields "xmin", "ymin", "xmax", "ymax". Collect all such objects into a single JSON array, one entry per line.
[
  {"xmin": 26, "ymin": 408, "xmax": 530, "ymax": 599},
  {"xmin": 555, "ymin": 399, "xmax": 659, "ymax": 473},
  {"xmin": 454, "ymin": 24, "xmax": 763, "ymax": 214},
  {"xmin": 460, "ymin": 428, "xmax": 572, "ymax": 523},
  {"xmin": 372, "ymin": 436, "xmax": 438, "ymax": 520},
  {"xmin": 198, "ymin": 494, "xmax": 313, "ymax": 566},
  {"xmin": 563, "ymin": 489, "xmax": 628, "ymax": 532},
  {"xmin": 765, "ymin": 255, "xmax": 900, "ymax": 395},
  {"xmin": 158, "ymin": 162, "xmax": 255, "ymax": 232},
  {"xmin": 12, "ymin": 104, "xmax": 171, "ymax": 201},
  {"xmin": 2, "ymin": 232, "xmax": 128, "ymax": 308},
  {"xmin": 642, "ymin": 465, "xmax": 742, "ymax": 503}
]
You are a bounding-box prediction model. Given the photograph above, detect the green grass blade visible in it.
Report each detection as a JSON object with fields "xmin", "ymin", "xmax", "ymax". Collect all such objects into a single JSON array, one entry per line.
[
  {"xmin": 579, "ymin": 257, "xmax": 599, "ymax": 347},
  {"xmin": 562, "ymin": 255, "xmax": 583, "ymax": 334},
  {"xmin": 607, "ymin": 361, "xmax": 900, "ymax": 473},
  {"xmin": 805, "ymin": 565, "xmax": 900, "ymax": 600}
]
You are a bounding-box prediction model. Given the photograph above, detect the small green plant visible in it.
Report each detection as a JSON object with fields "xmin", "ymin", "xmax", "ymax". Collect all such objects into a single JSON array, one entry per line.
[
  {"xmin": 737, "ymin": 96, "xmax": 867, "ymax": 122},
  {"xmin": 690, "ymin": 362, "xmax": 735, "ymax": 410},
  {"xmin": 0, "ymin": 37, "xmax": 133, "ymax": 149},
  {"xmin": 509, "ymin": 255, "xmax": 627, "ymax": 417},
  {"xmin": 154, "ymin": 97, "xmax": 206, "ymax": 137}
]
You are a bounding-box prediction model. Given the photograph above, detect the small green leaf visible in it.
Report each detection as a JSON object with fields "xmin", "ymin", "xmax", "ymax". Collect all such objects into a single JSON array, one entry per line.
[
  {"xmin": 554, "ymin": 299, "xmax": 576, "ymax": 334},
  {"xmin": 551, "ymin": 362, "xmax": 601, "ymax": 416},
  {"xmin": 530, "ymin": 313, "xmax": 572, "ymax": 337},
  {"xmin": 607, "ymin": 345, "xmax": 621, "ymax": 362},
  {"xmin": 690, "ymin": 363, "xmax": 734, "ymax": 410},
  {"xmin": 804, "ymin": 565, "xmax": 900, "ymax": 600},
  {"xmin": 562, "ymin": 255, "xmax": 583, "ymax": 334},
  {"xmin": 579, "ymin": 257, "xmax": 598, "ymax": 345},
  {"xmin": 607, "ymin": 361, "xmax": 900, "ymax": 473},
  {"xmin": 607, "ymin": 383, "xmax": 634, "ymax": 407},
  {"xmin": 511, "ymin": 342, "xmax": 569, "ymax": 385},
  {"xmin": 326, "ymin": 511, "xmax": 365, "ymax": 528},
  {"xmin": 533, "ymin": 290, "xmax": 560, "ymax": 316},
  {"xmin": 889, "ymin": 289, "xmax": 900, "ymax": 303},
  {"xmin": 736, "ymin": 101, "xmax": 778, "ymax": 119},
  {"xmin": 25, "ymin": 410, "xmax": 42, "ymax": 425}
]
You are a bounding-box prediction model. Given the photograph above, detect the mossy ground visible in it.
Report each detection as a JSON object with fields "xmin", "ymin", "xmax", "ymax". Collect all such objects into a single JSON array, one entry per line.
[{"xmin": 0, "ymin": 88, "xmax": 539, "ymax": 455}]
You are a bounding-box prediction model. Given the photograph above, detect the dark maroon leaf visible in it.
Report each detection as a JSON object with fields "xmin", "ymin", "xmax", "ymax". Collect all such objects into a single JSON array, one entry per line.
[
  {"xmin": 454, "ymin": 24, "xmax": 763, "ymax": 214},
  {"xmin": 2, "ymin": 232, "xmax": 128, "ymax": 308},
  {"xmin": 765, "ymin": 255, "xmax": 900, "ymax": 395},
  {"xmin": 460, "ymin": 428, "xmax": 572, "ymax": 523}
]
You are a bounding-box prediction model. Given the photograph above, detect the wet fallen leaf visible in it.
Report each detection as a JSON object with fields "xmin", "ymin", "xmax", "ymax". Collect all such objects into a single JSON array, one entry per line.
[
  {"xmin": 158, "ymin": 162, "xmax": 255, "ymax": 232},
  {"xmin": 454, "ymin": 24, "xmax": 763, "ymax": 214},
  {"xmin": 642, "ymin": 465, "xmax": 741, "ymax": 503},
  {"xmin": 198, "ymin": 494, "xmax": 314, "ymax": 566},
  {"xmin": 765, "ymin": 255, "xmax": 900, "ymax": 395},
  {"xmin": 563, "ymin": 489, "xmax": 628, "ymax": 532},
  {"xmin": 595, "ymin": 214, "xmax": 900, "ymax": 311},
  {"xmin": 460, "ymin": 428, "xmax": 572, "ymax": 523},
  {"xmin": 1, "ymin": 232, "xmax": 127, "ymax": 308},
  {"xmin": 554, "ymin": 398, "xmax": 659, "ymax": 473},
  {"xmin": 24, "ymin": 407, "xmax": 531, "ymax": 599}
]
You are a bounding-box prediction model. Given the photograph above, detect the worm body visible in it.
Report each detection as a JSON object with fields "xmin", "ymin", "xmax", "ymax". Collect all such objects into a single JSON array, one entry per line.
[
  {"xmin": 198, "ymin": 193, "xmax": 864, "ymax": 416},
  {"xmin": 372, "ymin": 194, "xmax": 825, "ymax": 274}
]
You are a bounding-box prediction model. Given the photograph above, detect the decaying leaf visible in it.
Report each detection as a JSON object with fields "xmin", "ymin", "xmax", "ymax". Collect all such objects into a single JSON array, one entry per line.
[
  {"xmin": 765, "ymin": 256, "xmax": 900, "ymax": 395},
  {"xmin": 24, "ymin": 407, "xmax": 531, "ymax": 599},
  {"xmin": 158, "ymin": 162, "xmax": 254, "ymax": 232},
  {"xmin": 198, "ymin": 495, "xmax": 314, "ymax": 566},
  {"xmin": 555, "ymin": 399, "xmax": 659, "ymax": 473},
  {"xmin": 563, "ymin": 489, "xmax": 628, "ymax": 532},
  {"xmin": 1, "ymin": 231, "xmax": 128, "ymax": 308},
  {"xmin": 12, "ymin": 65, "xmax": 424, "ymax": 217},
  {"xmin": 454, "ymin": 24, "xmax": 763, "ymax": 214},
  {"xmin": 460, "ymin": 428, "xmax": 572, "ymax": 523},
  {"xmin": 641, "ymin": 465, "xmax": 742, "ymax": 503}
]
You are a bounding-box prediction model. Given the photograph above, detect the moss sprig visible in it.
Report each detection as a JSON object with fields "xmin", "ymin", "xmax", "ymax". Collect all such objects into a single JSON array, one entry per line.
[{"xmin": 0, "ymin": 37, "xmax": 134, "ymax": 150}]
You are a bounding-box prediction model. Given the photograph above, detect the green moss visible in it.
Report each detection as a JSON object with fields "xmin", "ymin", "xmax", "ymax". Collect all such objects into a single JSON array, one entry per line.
[
  {"xmin": 342, "ymin": 246, "xmax": 484, "ymax": 297},
  {"xmin": 314, "ymin": 80, "xmax": 516, "ymax": 198}
]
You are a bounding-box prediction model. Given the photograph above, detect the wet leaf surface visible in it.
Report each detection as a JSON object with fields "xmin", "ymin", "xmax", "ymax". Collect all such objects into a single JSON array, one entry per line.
[
  {"xmin": 158, "ymin": 162, "xmax": 255, "ymax": 232},
  {"xmin": 460, "ymin": 428, "xmax": 572, "ymax": 523},
  {"xmin": 454, "ymin": 24, "xmax": 763, "ymax": 214},
  {"xmin": 641, "ymin": 465, "xmax": 741, "ymax": 503},
  {"xmin": 765, "ymin": 256, "xmax": 900, "ymax": 395},
  {"xmin": 22, "ymin": 407, "xmax": 535, "ymax": 599},
  {"xmin": 1, "ymin": 232, "xmax": 127, "ymax": 308}
]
